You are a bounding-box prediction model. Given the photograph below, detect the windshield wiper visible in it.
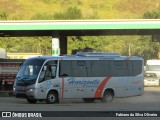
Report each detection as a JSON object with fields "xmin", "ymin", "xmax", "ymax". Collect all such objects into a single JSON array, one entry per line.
[
  {"xmin": 22, "ymin": 77, "xmax": 28, "ymax": 80},
  {"xmin": 16, "ymin": 77, "xmax": 29, "ymax": 81},
  {"xmin": 16, "ymin": 77, "xmax": 21, "ymax": 80}
]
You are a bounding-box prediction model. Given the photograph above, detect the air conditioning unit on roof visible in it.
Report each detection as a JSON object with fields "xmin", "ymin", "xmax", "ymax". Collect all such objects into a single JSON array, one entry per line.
[{"xmin": 76, "ymin": 52, "xmax": 120, "ymax": 57}]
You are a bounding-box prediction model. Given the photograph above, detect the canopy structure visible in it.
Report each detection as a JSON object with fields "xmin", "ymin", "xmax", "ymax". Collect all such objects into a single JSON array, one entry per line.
[
  {"xmin": 0, "ymin": 19, "xmax": 160, "ymax": 54},
  {"xmin": 0, "ymin": 19, "xmax": 160, "ymax": 37}
]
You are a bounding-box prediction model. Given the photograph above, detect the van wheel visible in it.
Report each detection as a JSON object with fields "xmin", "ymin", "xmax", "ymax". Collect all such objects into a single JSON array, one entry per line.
[
  {"xmin": 27, "ymin": 99, "xmax": 37, "ymax": 104},
  {"xmin": 83, "ymin": 98, "xmax": 95, "ymax": 103},
  {"xmin": 100, "ymin": 90, "xmax": 114, "ymax": 103},
  {"xmin": 46, "ymin": 91, "xmax": 58, "ymax": 104}
]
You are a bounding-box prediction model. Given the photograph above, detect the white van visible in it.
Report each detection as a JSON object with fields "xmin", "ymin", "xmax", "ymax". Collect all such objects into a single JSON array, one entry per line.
[
  {"xmin": 146, "ymin": 60, "xmax": 160, "ymax": 77},
  {"xmin": 144, "ymin": 73, "xmax": 159, "ymax": 86},
  {"xmin": 145, "ymin": 60, "xmax": 160, "ymax": 86}
]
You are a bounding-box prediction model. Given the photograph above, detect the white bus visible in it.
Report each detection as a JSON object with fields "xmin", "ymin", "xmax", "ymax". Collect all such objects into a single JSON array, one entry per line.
[{"xmin": 13, "ymin": 52, "xmax": 144, "ymax": 104}]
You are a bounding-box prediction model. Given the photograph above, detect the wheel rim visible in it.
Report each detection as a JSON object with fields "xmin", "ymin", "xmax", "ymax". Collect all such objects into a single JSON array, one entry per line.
[
  {"xmin": 104, "ymin": 93, "xmax": 113, "ymax": 102},
  {"xmin": 48, "ymin": 94, "xmax": 56, "ymax": 103}
]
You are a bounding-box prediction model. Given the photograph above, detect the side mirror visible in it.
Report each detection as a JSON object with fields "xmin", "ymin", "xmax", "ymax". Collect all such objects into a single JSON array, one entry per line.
[
  {"xmin": 19, "ymin": 62, "xmax": 23, "ymax": 67},
  {"xmin": 18, "ymin": 62, "xmax": 23, "ymax": 70}
]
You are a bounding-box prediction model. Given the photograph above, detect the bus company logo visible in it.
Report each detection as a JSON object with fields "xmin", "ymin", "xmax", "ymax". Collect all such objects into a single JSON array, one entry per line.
[
  {"xmin": 52, "ymin": 83, "xmax": 61, "ymax": 88},
  {"xmin": 2, "ymin": 112, "xmax": 11, "ymax": 117},
  {"xmin": 1, "ymin": 112, "xmax": 42, "ymax": 117},
  {"xmin": 67, "ymin": 78, "xmax": 100, "ymax": 87}
]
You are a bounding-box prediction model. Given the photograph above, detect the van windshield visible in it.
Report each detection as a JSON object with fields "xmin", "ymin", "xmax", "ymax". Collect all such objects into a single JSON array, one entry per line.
[
  {"xmin": 16, "ymin": 59, "xmax": 45, "ymax": 85},
  {"xmin": 146, "ymin": 65, "xmax": 160, "ymax": 71}
]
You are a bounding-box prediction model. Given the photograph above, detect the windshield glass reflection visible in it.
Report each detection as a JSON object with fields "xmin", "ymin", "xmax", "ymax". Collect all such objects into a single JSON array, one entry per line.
[{"xmin": 16, "ymin": 59, "xmax": 44, "ymax": 82}]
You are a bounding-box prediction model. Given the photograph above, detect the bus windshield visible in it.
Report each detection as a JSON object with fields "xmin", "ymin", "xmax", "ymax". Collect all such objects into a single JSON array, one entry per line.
[{"xmin": 16, "ymin": 59, "xmax": 45, "ymax": 82}]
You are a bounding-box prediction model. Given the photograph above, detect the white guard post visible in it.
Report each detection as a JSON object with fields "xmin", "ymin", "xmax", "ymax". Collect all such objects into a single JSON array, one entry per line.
[{"xmin": 52, "ymin": 38, "xmax": 60, "ymax": 56}]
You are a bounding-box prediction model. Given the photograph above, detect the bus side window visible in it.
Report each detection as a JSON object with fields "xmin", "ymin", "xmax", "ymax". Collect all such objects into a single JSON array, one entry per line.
[
  {"xmin": 43, "ymin": 60, "xmax": 57, "ymax": 80},
  {"xmin": 39, "ymin": 64, "xmax": 57, "ymax": 82},
  {"xmin": 72, "ymin": 61, "xmax": 87, "ymax": 77},
  {"xmin": 111, "ymin": 61, "xmax": 128, "ymax": 77},
  {"xmin": 51, "ymin": 65, "xmax": 56, "ymax": 78},
  {"xmin": 59, "ymin": 61, "xmax": 71, "ymax": 77},
  {"xmin": 91, "ymin": 60, "xmax": 110, "ymax": 77},
  {"xmin": 38, "ymin": 66, "xmax": 46, "ymax": 82},
  {"xmin": 44, "ymin": 66, "xmax": 52, "ymax": 80},
  {"xmin": 131, "ymin": 60, "xmax": 142, "ymax": 76}
]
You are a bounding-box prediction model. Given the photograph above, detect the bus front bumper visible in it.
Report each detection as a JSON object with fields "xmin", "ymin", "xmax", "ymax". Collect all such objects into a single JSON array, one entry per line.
[{"xmin": 13, "ymin": 87, "xmax": 37, "ymax": 99}]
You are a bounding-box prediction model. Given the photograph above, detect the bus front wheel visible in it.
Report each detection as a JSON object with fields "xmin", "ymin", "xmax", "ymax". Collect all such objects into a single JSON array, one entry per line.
[
  {"xmin": 46, "ymin": 91, "xmax": 58, "ymax": 104},
  {"xmin": 100, "ymin": 90, "xmax": 114, "ymax": 103}
]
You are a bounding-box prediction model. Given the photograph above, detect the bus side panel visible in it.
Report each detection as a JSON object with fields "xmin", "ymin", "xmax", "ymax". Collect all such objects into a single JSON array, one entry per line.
[
  {"xmin": 62, "ymin": 77, "xmax": 102, "ymax": 99},
  {"xmin": 113, "ymin": 87, "xmax": 126, "ymax": 97},
  {"xmin": 105, "ymin": 77, "xmax": 126, "ymax": 97},
  {"xmin": 105, "ymin": 76, "xmax": 144, "ymax": 97}
]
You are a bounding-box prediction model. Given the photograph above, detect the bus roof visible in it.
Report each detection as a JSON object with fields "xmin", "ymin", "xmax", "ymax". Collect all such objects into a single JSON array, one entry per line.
[{"xmin": 27, "ymin": 54, "xmax": 143, "ymax": 61}]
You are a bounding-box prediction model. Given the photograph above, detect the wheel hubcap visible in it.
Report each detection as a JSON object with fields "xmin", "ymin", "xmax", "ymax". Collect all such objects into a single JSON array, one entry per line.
[
  {"xmin": 48, "ymin": 94, "xmax": 56, "ymax": 103},
  {"xmin": 104, "ymin": 93, "xmax": 112, "ymax": 102}
]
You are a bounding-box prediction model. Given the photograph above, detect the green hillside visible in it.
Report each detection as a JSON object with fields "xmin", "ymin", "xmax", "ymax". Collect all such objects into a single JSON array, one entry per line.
[{"xmin": 0, "ymin": 0, "xmax": 160, "ymax": 20}]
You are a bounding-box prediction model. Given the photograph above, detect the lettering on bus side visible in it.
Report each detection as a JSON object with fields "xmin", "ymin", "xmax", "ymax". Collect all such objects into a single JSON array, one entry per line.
[{"xmin": 67, "ymin": 78, "xmax": 100, "ymax": 87}]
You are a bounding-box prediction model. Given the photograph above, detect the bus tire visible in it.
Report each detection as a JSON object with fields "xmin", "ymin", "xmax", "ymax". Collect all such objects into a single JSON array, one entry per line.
[
  {"xmin": 100, "ymin": 90, "xmax": 114, "ymax": 103},
  {"xmin": 46, "ymin": 91, "xmax": 58, "ymax": 104},
  {"xmin": 27, "ymin": 99, "xmax": 37, "ymax": 104},
  {"xmin": 83, "ymin": 98, "xmax": 95, "ymax": 103}
]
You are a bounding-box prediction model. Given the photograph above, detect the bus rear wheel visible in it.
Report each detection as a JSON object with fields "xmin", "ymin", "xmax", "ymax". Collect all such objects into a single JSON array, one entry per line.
[
  {"xmin": 27, "ymin": 99, "xmax": 37, "ymax": 104},
  {"xmin": 46, "ymin": 91, "xmax": 58, "ymax": 104},
  {"xmin": 83, "ymin": 98, "xmax": 95, "ymax": 103},
  {"xmin": 100, "ymin": 90, "xmax": 114, "ymax": 103}
]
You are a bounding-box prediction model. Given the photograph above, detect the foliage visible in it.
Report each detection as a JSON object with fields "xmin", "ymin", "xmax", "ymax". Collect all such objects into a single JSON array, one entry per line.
[
  {"xmin": 68, "ymin": 36, "xmax": 110, "ymax": 53},
  {"xmin": 54, "ymin": 6, "xmax": 82, "ymax": 20},
  {"xmin": 68, "ymin": 35, "xmax": 160, "ymax": 62},
  {"xmin": 0, "ymin": 37, "xmax": 52, "ymax": 55},
  {"xmin": 0, "ymin": 9, "xmax": 8, "ymax": 20},
  {"xmin": 141, "ymin": 8, "xmax": 160, "ymax": 61},
  {"xmin": 31, "ymin": 13, "xmax": 54, "ymax": 20},
  {"xmin": 143, "ymin": 9, "xmax": 160, "ymax": 18},
  {"xmin": 132, "ymin": 36, "xmax": 160, "ymax": 61},
  {"xmin": 0, "ymin": 0, "xmax": 159, "ymax": 19}
]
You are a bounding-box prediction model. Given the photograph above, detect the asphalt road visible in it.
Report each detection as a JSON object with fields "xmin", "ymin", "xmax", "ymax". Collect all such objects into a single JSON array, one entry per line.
[{"xmin": 0, "ymin": 87, "xmax": 160, "ymax": 120}]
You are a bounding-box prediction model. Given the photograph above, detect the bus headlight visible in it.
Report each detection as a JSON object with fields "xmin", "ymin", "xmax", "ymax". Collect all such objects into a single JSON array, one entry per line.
[
  {"xmin": 13, "ymin": 87, "xmax": 16, "ymax": 91},
  {"xmin": 27, "ymin": 88, "xmax": 34, "ymax": 92}
]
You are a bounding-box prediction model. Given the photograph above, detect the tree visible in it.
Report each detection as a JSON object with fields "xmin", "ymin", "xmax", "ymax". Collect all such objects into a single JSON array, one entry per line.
[
  {"xmin": 0, "ymin": 10, "xmax": 8, "ymax": 20},
  {"xmin": 143, "ymin": 9, "xmax": 160, "ymax": 19},
  {"xmin": 0, "ymin": 37, "xmax": 52, "ymax": 55},
  {"xmin": 142, "ymin": 8, "xmax": 160, "ymax": 61},
  {"xmin": 68, "ymin": 36, "xmax": 110, "ymax": 54}
]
